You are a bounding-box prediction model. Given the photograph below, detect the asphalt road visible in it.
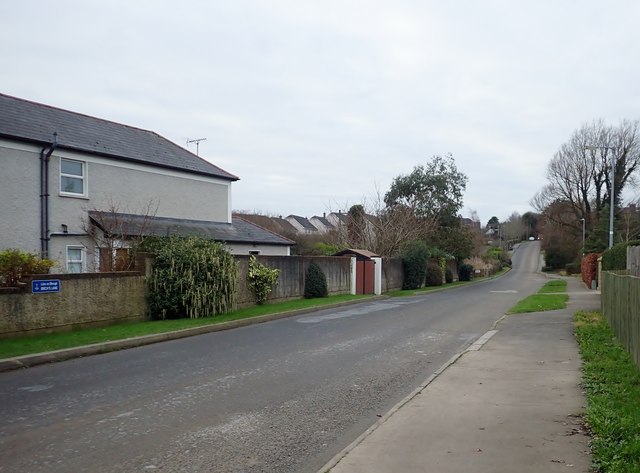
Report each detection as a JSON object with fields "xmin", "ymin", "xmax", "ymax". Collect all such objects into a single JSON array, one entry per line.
[{"xmin": 0, "ymin": 242, "xmax": 545, "ymax": 473}]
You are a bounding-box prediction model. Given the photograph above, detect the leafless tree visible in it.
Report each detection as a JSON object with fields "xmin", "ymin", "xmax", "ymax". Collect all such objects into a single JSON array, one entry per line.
[
  {"xmin": 532, "ymin": 119, "xmax": 640, "ymax": 236},
  {"xmin": 82, "ymin": 199, "xmax": 158, "ymax": 271},
  {"xmin": 326, "ymin": 191, "xmax": 438, "ymax": 256},
  {"xmin": 502, "ymin": 212, "xmax": 527, "ymax": 242}
]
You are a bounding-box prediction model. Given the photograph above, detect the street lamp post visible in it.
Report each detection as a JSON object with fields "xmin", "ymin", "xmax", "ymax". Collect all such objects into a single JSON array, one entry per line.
[{"xmin": 585, "ymin": 145, "xmax": 617, "ymax": 248}]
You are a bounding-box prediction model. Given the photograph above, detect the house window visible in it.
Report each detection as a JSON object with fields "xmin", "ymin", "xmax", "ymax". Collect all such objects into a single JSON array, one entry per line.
[
  {"xmin": 60, "ymin": 158, "xmax": 86, "ymax": 196},
  {"xmin": 249, "ymin": 250, "xmax": 261, "ymax": 255},
  {"xmin": 66, "ymin": 246, "xmax": 85, "ymax": 273}
]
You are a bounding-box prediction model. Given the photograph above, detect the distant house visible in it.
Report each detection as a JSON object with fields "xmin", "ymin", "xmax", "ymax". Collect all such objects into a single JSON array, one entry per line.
[
  {"xmin": 309, "ymin": 214, "xmax": 335, "ymax": 234},
  {"xmin": 286, "ymin": 215, "xmax": 318, "ymax": 235},
  {"xmin": 327, "ymin": 211, "xmax": 348, "ymax": 228},
  {"xmin": 0, "ymin": 93, "xmax": 292, "ymax": 272},
  {"xmin": 233, "ymin": 213, "xmax": 298, "ymax": 240},
  {"xmin": 461, "ymin": 217, "xmax": 481, "ymax": 232}
]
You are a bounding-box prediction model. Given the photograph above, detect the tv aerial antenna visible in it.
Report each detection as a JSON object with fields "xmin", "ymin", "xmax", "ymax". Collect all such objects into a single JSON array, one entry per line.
[{"xmin": 187, "ymin": 137, "xmax": 207, "ymax": 156}]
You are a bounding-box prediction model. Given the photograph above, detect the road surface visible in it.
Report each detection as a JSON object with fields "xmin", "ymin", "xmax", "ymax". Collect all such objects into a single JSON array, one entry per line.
[{"xmin": 0, "ymin": 242, "xmax": 545, "ymax": 472}]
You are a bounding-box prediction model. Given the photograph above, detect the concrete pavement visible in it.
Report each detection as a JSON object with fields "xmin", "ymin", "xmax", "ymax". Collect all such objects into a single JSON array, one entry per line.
[{"xmin": 321, "ymin": 277, "xmax": 600, "ymax": 473}]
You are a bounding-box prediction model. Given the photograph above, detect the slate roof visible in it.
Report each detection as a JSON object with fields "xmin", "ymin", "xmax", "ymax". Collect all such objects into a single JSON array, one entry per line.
[
  {"xmin": 233, "ymin": 213, "xmax": 298, "ymax": 237},
  {"xmin": 0, "ymin": 93, "xmax": 238, "ymax": 181},
  {"xmin": 286, "ymin": 215, "xmax": 318, "ymax": 232},
  {"xmin": 311, "ymin": 216, "xmax": 334, "ymax": 228},
  {"xmin": 89, "ymin": 211, "xmax": 293, "ymax": 246},
  {"xmin": 328, "ymin": 212, "xmax": 348, "ymax": 224}
]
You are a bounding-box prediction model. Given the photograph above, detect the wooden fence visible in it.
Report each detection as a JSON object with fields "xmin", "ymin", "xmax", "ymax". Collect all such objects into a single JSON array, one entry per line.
[
  {"xmin": 601, "ymin": 270, "xmax": 640, "ymax": 367},
  {"xmin": 628, "ymin": 245, "xmax": 640, "ymax": 277}
]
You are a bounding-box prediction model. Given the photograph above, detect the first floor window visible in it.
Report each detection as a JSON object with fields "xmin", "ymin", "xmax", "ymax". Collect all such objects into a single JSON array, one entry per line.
[
  {"xmin": 60, "ymin": 158, "xmax": 86, "ymax": 196},
  {"xmin": 66, "ymin": 246, "xmax": 85, "ymax": 273}
]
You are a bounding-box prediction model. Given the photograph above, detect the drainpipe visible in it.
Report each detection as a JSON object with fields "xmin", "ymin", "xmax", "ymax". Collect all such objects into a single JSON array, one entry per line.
[{"xmin": 40, "ymin": 132, "xmax": 58, "ymax": 258}]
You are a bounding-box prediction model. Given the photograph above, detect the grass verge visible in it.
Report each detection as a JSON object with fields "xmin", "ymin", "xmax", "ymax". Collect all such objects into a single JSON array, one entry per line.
[
  {"xmin": 0, "ymin": 294, "xmax": 371, "ymax": 359},
  {"xmin": 575, "ymin": 310, "xmax": 640, "ymax": 472},
  {"xmin": 508, "ymin": 280, "xmax": 568, "ymax": 314},
  {"xmin": 538, "ymin": 279, "xmax": 567, "ymax": 293}
]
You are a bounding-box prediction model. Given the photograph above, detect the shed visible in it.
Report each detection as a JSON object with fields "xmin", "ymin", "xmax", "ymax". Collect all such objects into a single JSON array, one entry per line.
[
  {"xmin": 333, "ymin": 249, "xmax": 380, "ymax": 295},
  {"xmin": 333, "ymin": 248, "xmax": 379, "ymax": 261}
]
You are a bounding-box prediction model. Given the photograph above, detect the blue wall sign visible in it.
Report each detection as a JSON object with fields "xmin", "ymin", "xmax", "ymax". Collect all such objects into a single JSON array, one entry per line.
[{"xmin": 32, "ymin": 280, "xmax": 61, "ymax": 294}]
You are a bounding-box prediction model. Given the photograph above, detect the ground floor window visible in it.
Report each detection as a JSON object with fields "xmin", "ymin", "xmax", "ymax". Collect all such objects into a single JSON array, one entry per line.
[{"xmin": 66, "ymin": 246, "xmax": 85, "ymax": 273}]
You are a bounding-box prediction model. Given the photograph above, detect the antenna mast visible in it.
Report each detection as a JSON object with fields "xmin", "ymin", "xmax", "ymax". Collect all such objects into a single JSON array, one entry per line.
[{"xmin": 187, "ymin": 138, "xmax": 207, "ymax": 156}]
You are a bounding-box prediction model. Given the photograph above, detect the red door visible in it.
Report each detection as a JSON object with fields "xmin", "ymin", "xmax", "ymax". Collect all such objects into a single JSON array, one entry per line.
[{"xmin": 356, "ymin": 260, "xmax": 375, "ymax": 294}]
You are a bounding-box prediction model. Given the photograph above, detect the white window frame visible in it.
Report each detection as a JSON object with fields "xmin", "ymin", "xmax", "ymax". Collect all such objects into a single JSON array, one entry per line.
[
  {"xmin": 59, "ymin": 158, "xmax": 87, "ymax": 197},
  {"xmin": 66, "ymin": 245, "xmax": 85, "ymax": 273}
]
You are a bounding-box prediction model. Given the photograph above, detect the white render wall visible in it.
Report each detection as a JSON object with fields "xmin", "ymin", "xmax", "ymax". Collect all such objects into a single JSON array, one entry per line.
[
  {"xmin": 0, "ymin": 145, "xmax": 41, "ymax": 254},
  {"xmin": 0, "ymin": 139, "xmax": 233, "ymax": 270},
  {"xmin": 48, "ymin": 147, "xmax": 232, "ymax": 231}
]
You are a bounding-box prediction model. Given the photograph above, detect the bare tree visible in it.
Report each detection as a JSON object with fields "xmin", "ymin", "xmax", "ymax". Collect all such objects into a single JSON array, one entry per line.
[
  {"xmin": 532, "ymin": 119, "xmax": 640, "ymax": 243},
  {"xmin": 326, "ymin": 191, "xmax": 438, "ymax": 256},
  {"xmin": 83, "ymin": 199, "xmax": 158, "ymax": 271},
  {"xmin": 619, "ymin": 201, "xmax": 640, "ymax": 242},
  {"xmin": 502, "ymin": 212, "xmax": 527, "ymax": 242}
]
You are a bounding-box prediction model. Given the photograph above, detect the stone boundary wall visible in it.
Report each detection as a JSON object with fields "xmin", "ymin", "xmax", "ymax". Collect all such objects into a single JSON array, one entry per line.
[
  {"xmin": 1, "ymin": 254, "xmax": 400, "ymax": 337},
  {"xmin": 0, "ymin": 272, "xmax": 147, "ymax": 338}
]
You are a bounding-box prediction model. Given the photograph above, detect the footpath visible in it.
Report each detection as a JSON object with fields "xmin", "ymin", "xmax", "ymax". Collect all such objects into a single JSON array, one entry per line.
[{"xmin": 321, "ymin": 277, "xmax": 601, "ymax": 473}]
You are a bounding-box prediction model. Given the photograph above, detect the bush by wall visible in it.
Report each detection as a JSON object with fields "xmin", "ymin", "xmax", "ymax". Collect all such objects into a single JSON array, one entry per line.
[
  {"xmin": 458, "ymin": 263, "xmax": 474, "ymax": 281},
  {"xmin": 145, "ymin": 236, "xmax": 237, "ymax": 319},
  {"xmin": 401, "ymin": 241, "xmax": 430, "ymax": 290},
  {"xmin": 425, "ymin": 262, "xmax": 444, "ymax": 286},
  {"xmin": 235, "ymin": 256, "xmax": 351, "ymax": 306},
  {"xmin": 247, "ymin": 255, "xmax": 280, "ymax": 305},
  {"xmin": 0, "ymin": 249, "xmax": 54, "ymax": 287},
  {"xmin": 304, "ymin": 262, "xmax": 328, "ymax": 298},
  {"xmin": 581, "ymin": 253, "xmax": 600, "ymax": 288},
  {"xmin": 602, "ymin": 240, "xmax": 640, "ymax": 271},
  {"xmin": 445, "ymin": 268, "xmax": 453, "ymax": 284}
]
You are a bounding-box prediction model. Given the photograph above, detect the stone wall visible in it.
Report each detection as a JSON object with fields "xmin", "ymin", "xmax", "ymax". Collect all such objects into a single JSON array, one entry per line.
[
  {"xmin": 1, "ymin": 254, "xmax": 402, "ymax": 337},
  {"xmin": 0, "ymin": 272, "xmax": 147, "ymax": 338}
]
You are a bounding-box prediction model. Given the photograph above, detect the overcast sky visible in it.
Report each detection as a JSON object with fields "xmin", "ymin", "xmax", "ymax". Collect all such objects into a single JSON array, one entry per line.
[{"xmin": 2, "ymin": 1, "xmax": 639, "ymax": 224}]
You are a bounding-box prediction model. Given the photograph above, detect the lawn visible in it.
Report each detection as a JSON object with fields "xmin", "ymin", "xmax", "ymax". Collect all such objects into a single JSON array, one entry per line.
[
  {"xmin": 0, "ymin": 294, "xmax": 371, "ymax": 359},
  {"xmin": 575, "ymin": 310, "xmax": 640, "ymax": 472},
  {"xmin": 538, "ymin": 279, "xmax": 567, "ymax": 293},
  {"xmin": 507, "ymin": 279, "xmax": 568, "ymax": 314}
]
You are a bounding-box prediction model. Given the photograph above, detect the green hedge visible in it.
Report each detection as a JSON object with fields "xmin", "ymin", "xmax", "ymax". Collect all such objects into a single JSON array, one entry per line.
[
  {"xmin": 458, "ymin": 263, "xmax": 473, "ymax": 281},
  {"xmin": 144, "ymin": 236, "xmax": 237, "ymax": 319},
  {"xmin": 425, "ymin": 262, "xmax": 443, "ymax": 286},
  {"xmin": 401, "ymin": 241, "xmax": 430, "ymax": 290},
  {"xmin": 602, "ymin": 240, "xmax": 640, "ymax": 271},
  {"xmin": 304, "ymin": 262, "xmax": 328, "ymax": 298},
  {"xmin": 0, "ymin": 249, "xmax": 54, "ymax": 287}
]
